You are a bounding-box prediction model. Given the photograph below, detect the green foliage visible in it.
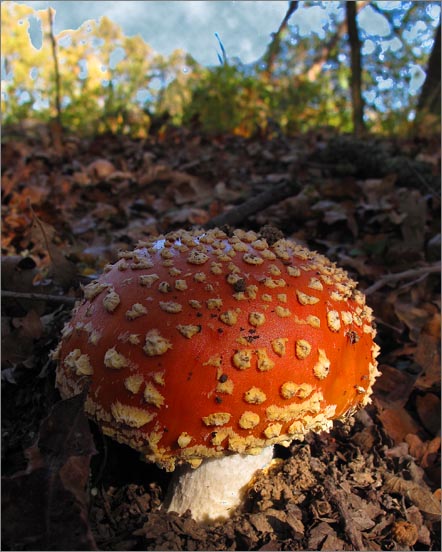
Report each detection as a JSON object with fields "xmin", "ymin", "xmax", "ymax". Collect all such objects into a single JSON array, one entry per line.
[
  {"xmin": 1, "ymin": 1, "xmax": 440, "ymax": 137},
  {"xmin": 182, "ymin": 65, "xmax": 270, "ymax": 135},
  {"xmin": 1, "ymin": 3, "xmax": 188, "ymax": 136}
]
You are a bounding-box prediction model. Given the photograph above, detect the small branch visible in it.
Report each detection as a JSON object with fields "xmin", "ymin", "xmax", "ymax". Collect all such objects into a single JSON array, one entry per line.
[
  {"xmin": 364, "ymin": 263, "xmax": 441, "ymax": 295},
  {"xmin": 47, "ymin": 7, "xmax": 62, "ymax": 126},
  {"xmin": 264, "ymin": 1, "xmax": 298, "ymax": 78},
  {"xmin": 306, "ymin": 0, "xmax": 369, "ymax": 82},
  {"xmin": 2, "ymin": 290, "xmax": 77, "ymax": 306},
  {"xmin": 204, "ymin": 179, "xmax": 301, "ymax": 229}
]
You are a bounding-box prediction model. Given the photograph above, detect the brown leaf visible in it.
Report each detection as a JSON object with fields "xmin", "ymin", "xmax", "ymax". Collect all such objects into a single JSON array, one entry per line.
[
  {"xmin": 1, "ymin": 393, "xmax": 97, "ymax": 550},
  {"xmin": 72, "ymin": 170, "xmax": 91, "ymax": 187},
  {"xmin": 137, "ymin": 163, "xmax": 172, "ymax": 186},
  {"xmin": 167, "ymin": 175, "xmax": 212, "ymax": 205},
  {"xmin": 415, "ymin": 393, "xmax": 441, "ymax": 435},
  {"xmin": 1, "ymin": 308, "xmax": 50, "ymax": 370},
  {"xmin": 393, "ymin": 301, "xmax": 433, "ymax": 342},
  {"xmin": 420, "ymin": 436, "xmax": 441, "ymax": 470},
  {"xmin": 373, "ymin": 364, "xmax": 417, "ymax": 408},
  {"xmin": 384, "ymin": 474, "xmax": 441, "ymax": 520},
  {"xmin": 249, "ymin": 511, "xmax": 273, "ymax": 533},
  {"xmin": 358, "ymin": 175, "xmax": 397, "ymax": 208},
  {"xmin": 1, "ymin": 255, "xmax": 37, "ymax": 292},
  {"xmin": 415, "ymin": 331, "xmax": 441, "ymax": 390},
  {"xmin": 164, "ymin": 207, "xmax": 210, "ymax": 226},
  {"xmin": 397, "ymin": 188, "xmax": 427, "ymax": 255},
  {"xmin": 405, "ymin": 506, "xmax": 431, "ymax": 547},
  {"xmin": 405, "ymin": 433, "xmax": 428, "ymax": 463},
  {"xmin": 376, "ymin": 404, "xmax": 422, "ymax": 444},
  {"xmin": 12, "ymin": 309, "xmax": 43, "ymax": 340},
  {"xmin": 1, "ymin": 316, "xmax": 35, "ymax": 367},
  {"xmin": 308, "ymin": 522, "xmax": 345, "ymax": 551},
  {"xmin": 86, "ymin": 159, "xmax": 116, "ymax": 181},
  {"xmin": 59, "ymin": 456, "xmax": 92, "ymax": 504},
  {"xmin": 31, "ymin": 392, "xmax": 96, "ymax": 465},
  {"xmin": 2, "ymin": 466, "xmax": 97, "ymax": 551},
  {"xmin": 29, "ymin": 210, "xmax": 77, "ymax": 289}
]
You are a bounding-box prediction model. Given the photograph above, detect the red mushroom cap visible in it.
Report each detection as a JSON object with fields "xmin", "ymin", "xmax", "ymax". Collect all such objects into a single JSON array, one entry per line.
[{"xmin": 55, "ymin": 228, "xmax": 380, "ymax": 471}]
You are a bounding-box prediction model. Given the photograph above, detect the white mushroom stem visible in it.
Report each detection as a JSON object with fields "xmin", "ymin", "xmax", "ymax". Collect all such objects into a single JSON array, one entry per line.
[{"xmin": 163, "ymin": 446, "xmax": 274, "ymax": 523}]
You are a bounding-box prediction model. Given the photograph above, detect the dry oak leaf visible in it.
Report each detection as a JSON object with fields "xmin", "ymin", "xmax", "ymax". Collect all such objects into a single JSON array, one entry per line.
[{"xmin": 384, "ymin": 474, "xmax": 441, "ymax": 521}]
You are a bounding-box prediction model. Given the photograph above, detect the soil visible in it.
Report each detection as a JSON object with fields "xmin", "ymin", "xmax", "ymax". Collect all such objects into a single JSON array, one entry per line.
[
  {"xmin": 1, "ymin": 125, "xmax": 441, "ymax": 550},
  {"xmin": 86, "ymin": 409, "xmax": 440, "ymax": 551}
]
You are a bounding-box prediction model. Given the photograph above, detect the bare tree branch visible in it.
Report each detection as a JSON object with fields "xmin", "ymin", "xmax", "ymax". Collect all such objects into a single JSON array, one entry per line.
[
  {"xmin": 264, "ymin": 1, "xmax": 298, "ymax": 78},
  {"xmin": 306, "ymin": 0, "xmax": 369, "ymax": 82},
  {"xmin": 364, "ymin": 263, "xmax": 441, "ymax": 295},
  {"xmin": 369, "ymin": 1, "xmax": 419, "ymax": 58},
  {"xmin": 204, "ymin": 179, "xmax": 301, "ymax": 229},
  {"xmin": 2, "ymin": 289, "xmax": 77, "ymax": 306}
]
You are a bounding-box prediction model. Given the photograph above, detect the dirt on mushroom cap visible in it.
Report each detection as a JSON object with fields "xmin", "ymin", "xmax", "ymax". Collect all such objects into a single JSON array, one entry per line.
[{"xmin": 55, "ymin": 228, "xmax": 380, "ymax": 471}]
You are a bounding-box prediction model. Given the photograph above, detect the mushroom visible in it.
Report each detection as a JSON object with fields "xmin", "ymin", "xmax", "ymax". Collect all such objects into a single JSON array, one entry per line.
[{"xmin": 54, "ymin": 227, "xmax": 380, "ymax": 523}]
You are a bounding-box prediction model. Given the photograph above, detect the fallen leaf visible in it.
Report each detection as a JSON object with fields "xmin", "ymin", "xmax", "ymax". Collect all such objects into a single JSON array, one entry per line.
[
  {"xmin": 1, "ymin": 393, "xmax": 97, "ymax": 550},
  {"xmin": 167, "ymin": 176, "xmax": 212, "ymax": 205},
  {"xmin": 1, "ymin": 255, "xmax": 37, "ymax": 292},
  {"xmin": 384, "ymin": 474, "xmax": 441, "ymax": 521},
  {"xmin": 373, "ymin": 364, "xmax": 417, "ymax": 408},
  {"xmin": 397, "ymin": 188, "xmax": 427, "ymax": 255},
  {"xmin": 12, "ymin": 309, "xmax": 43, "ymax": 340},
  {"xmin": 415, "ymin": 317, "xmax": 442, "ymax": 390},
  {"xmin": 86, "ymin": 159, "xmax": 116, "ymax": 181},
  {"xmin": 420, "ymin": 436, "xmax": 441, "ymax": 470},
  {"xmin": 405, "ymin": 433, "xmax": 428, "ymax": 463},
  {"xmin": 393, "ymin": 301, "xmax": 433, "ymax": 342},
  {"xmin": 376, "ymin": 404, "xmax": 423, "ymax": 444},
  {"xmin": 358, "ymin": 175, "xmax": 397, "ymax": 208},
  {"xmin": 308, "ymin": 521, "xmax": 347, "ymax": 551},
  {"xmin": 29, "ymin": 210, "xmax": 78, "ymax": 289},
  {"xmin": 164, "ymin": 207, "xmax": 209, "ymax": 226},
  {"xmin": 415, "ymin": 393, "xmax": 441, "ymax": 435}
]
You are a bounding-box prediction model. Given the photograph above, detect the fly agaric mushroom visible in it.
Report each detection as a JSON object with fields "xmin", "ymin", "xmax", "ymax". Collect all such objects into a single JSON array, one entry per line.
[{"xmin": 54, "ymin": 227, "xmax": 380, "ymax": 523}]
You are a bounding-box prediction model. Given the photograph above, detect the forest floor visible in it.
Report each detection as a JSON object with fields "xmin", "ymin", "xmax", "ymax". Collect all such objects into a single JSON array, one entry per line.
[{"xmin": 1, "ymin": 124, "xmax": 441, "ymax": 551}]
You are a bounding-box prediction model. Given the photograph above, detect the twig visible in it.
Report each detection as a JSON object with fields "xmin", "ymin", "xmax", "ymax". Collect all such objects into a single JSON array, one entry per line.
[
  {"xmin": 264, "ymin": 1, "xmax": 298, "ymax": 78},
  {"xmin": 306, "ymin": 0, "xmax": 369, "ymax": 81},
  {"xmin": 2, "ymin": 289, "xmax": 77, "ymax": 306},
  {"xmin": 204, "ymin": 179, "xmax": 301, "ymax": 229},
  {"xmin": 47, "ymin": 7, "xmax": 62, "ymax": 126},
  {"xmin": 364, "ymin": 263, "xmax": 441, "ymax": 295}
]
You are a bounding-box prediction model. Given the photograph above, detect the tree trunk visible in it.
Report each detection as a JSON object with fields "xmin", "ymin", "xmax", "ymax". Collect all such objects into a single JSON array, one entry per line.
[
  {"xmin": 47, "ymin": 7, "xmax": 62, "ymax": 126},
  {"xmin": 307, "ymin": 0, "xmax": 369, "ymax": 82},
  {"xmin": 346, "ymin": 1, "xmax": 366, "ymax": 136},
  {"xmin": 47, "ymin": 7, "xmax": 63, "ymax": 150},
  {"xmin": 264, "ymin": 1, "xmax": 298, "ymax": 79},
  {"xmin": 416, "ymin": 19, "xmax": 441, "ymax": 119}
]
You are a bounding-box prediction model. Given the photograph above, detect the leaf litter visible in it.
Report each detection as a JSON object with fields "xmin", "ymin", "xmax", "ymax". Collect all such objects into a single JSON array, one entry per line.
[{"xmin": 1, "ymin": 127, "xmax": 440, "ymax": 550}]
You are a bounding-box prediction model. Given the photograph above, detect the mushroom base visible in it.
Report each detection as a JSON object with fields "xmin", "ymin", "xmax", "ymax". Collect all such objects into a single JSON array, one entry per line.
[{"xmin": 163, "ymin": 447, "xmax": 274, "ymax": 523}]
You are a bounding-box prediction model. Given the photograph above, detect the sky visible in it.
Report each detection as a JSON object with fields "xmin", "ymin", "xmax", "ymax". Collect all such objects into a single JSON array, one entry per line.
[
  {"xmin": 17, "ymin": 1, "xmax": 293, "ymax": 66},
  {"xmin": 8, "ymin": 0, "xmax": 441, "ymax": 109},
  {"xmin": 14, "ymin": 1, "xmax": 441, "ymax": 67},
  {"xmin": 15, "ymin": 0, "xmax": 431, "ymax": 67}
]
